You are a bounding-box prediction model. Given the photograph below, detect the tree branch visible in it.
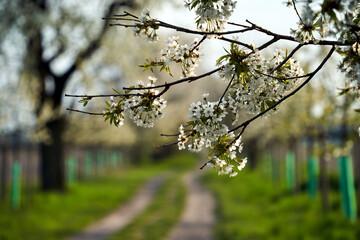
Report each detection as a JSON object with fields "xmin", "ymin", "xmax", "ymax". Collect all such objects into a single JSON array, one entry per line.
[
  {"xmin": 123, "ymin": 67, "xmax": 221, "ymax": 91},
  {"xmin": 229, "ymin": 46, "xmax": 336, "ymax": 136},
  {"xmin": 66, "ymin": 108, "xmax": 103, "ymax": 115},
  {"xmin": 270, "ymin": 43, "xmax": 304, "ymax": 74},
  {"xmin": 65, "ymin": 93, "xmax": 142, "ymax": 98}
]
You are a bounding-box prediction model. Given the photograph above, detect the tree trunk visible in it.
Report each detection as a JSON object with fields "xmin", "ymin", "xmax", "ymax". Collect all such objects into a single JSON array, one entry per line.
[{"xmin": 40, "ymin": 117, "xmax": 65, "ymax": 191}]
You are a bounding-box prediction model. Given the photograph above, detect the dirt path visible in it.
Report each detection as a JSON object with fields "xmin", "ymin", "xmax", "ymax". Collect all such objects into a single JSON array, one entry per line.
[
  {"xmin": 165, "ymin": 172, "xmax": 216, "ymax": 240},
  {"xmin": 66, "ymin": 176, "xmax": 165, "ymax": 240}
]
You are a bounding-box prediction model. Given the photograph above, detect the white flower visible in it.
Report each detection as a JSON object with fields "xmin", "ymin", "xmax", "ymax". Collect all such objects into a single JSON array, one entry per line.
[
  {"xmin": 206, "ymin": 162, "xmax": 215, "ymax": 168},
  {"xmin": 352, "ymin": 42, "xmax": 360, "ymax": 56},
  {"xmin": 216, "ymin": 159, "xmax": 226, "ymax": 167},
  {"xmin": 142, "ymin": 8, "xmax": 150, "ymax": 16},
  {"xmin": 186, "ymin": 0, "xmax": 237, "ymax": 32},
  {"xmin": 229, "ymin": 171, "xmax": 238, "ymax": 177},
  {"xmin": 229, "ymin": 151, "xmax": 236, "ymax": 159},
  {"xmin": 238, "ymin": 157, "xmax": 248, "ymax": 171},
  {"xmin": 225, "ymin": 164, "xmax": 234, "ymax": 173},
  {"xmin": 203, "ymin": 106, "xmax": 214, "ymax": 117}
]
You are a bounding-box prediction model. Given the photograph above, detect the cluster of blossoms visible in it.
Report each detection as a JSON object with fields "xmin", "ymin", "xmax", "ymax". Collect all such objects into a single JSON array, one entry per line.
[
  {"xmin": 160, "ymin": 36, "xmax": 201, "ymax": 77},
  {"xmin": 217, "ymin": 43, "xmax": 304, "ymax": 121},
  {"xmin": 290, "ymin": 4, "xmax": 329, "ymax": 43},
  {"xmin": 102, "ymin": 76, "xmax": 166, "ymax": 128},
  {"xmin": 175, "ymin": 42, "xmax": 304, "ymax": 177},
  {"xmin": 338, "ymin": 3, "xmax": 360, "ymax": 94},
  {"xmin": 132, "ymin": 9, "xmax": 159, "ymax": 42},
  {"xmin": 140, "ymin": 36, "xmax": 201, "ymax": 78},
  {"xmin": 178, "ymin": 93, "xmax": 228, "ymax": 152},
  {"xmin": 176, "ymin": 93, "xmax": 249, "ymax": 176},
  {"xmin": 178, "ymin": 119, "xmax": 246, "ymax": 177},
  {"xmin": 206, "ymin": 134, "xmax": 246, "ymax": 177},
  {"xmin": 185, "ymin": 0, "xmax": 237, "ymax": 31}
]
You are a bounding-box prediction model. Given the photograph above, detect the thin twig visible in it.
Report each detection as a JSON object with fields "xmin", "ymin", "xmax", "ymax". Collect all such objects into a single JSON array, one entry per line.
[
  {"xmin": 246, "ymin": 19, "xmax": 350, "ymax": 46},
  {"xmin": 67, "ymin": 108, "xmax": 103, "ymax": 115},
  {"xmin": 256, "ymin": 70, "xmax": 312, "ymax": 80},
  {"xmin": 160, "ymin": 129, "xmax": 192, "ymax": 137},
  {"xmin": 65, "ymin": 93, "xmax": 142, "ymax": 98},
  {"xmin": 292, "ymin": 0, "xmax": 304, "ymax": 25},
  {"xmin": 123, "ymin": 67, "xmax": 221, "ymax": 91},
  {"xmin": 199, "ymin": 160, "xmax": 212, "ymax": 170},
  {"xmin": 270, "ymin": 43, "xmax": 304, "ymax": 74},
  {"xmin": 155, "ymin": 141, "xmax": 179, "ymax": 149},
  {"xmin": 218, "ymin": 37, "xmax": 253, "ymax": 50},
  {"xmin": 217, "ymin": 74, "xmax": 235, "ymax": 108},
  {"xmin": 190, "ymin": 35, "xmax": 206, "ymax": 53}
]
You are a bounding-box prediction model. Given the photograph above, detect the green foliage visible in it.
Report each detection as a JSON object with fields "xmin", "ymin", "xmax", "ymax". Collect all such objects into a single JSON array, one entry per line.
[
  {"xmin": 202, "ymin": 169, "xmax": 360, "ymax": 240},
  {"xmin": 139, "ymin": 59, "xmax": 173, "ymax": 76},
  {"xmin": 217, "ymin": 42, "xmax": 250, "ymax": 82},
  {"xmin": 78, "ymin": 95, "xmax": 92, "ymax": 107}
]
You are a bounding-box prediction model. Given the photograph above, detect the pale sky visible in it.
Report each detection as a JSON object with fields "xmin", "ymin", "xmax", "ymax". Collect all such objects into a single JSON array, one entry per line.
[{"xmin": 154, "ymin": 1, "xmax": 300, "ymax": 67}]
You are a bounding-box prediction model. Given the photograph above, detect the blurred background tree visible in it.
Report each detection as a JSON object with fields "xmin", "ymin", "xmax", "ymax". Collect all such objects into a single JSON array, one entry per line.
[{"xmin": 0, "ymin": 0, "xmax": 139, "ymax": 191}]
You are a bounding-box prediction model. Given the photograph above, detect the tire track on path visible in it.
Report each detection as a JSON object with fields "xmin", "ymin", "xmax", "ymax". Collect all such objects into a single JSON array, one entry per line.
[
  {"xmin": 66, "ymin": 176, "xmax": 165, "ymax": 240},
  {"xmin": 165, "ymin": 172, "xmax": 216, "ymax": 240}
]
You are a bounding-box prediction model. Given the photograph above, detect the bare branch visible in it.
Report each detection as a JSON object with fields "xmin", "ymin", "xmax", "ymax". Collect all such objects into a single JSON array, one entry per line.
[
  {"xmin": 270, "ymin": 43, "xmax": 304, "ymax": 74},
  {"xmin": 217, "ymin": 74, "xmax": 235, "ymax": 108},
  {"xmin": 292, "ymin": 0, "xmax": 304, "ymax": 25},
  {"xmin": 66, "ymin": 108, "xmax": 103, "ymax": 115},
  {"xmin": 246, "ymin": 19, "xmax": 351, "ymax": 46},
  {"xmin": 123, "ymin": 67, "xmax": 221, "ymax": 91},
  {"xmin": 65, "ymin": 93, "xmax": 142, "ymax": 98}
]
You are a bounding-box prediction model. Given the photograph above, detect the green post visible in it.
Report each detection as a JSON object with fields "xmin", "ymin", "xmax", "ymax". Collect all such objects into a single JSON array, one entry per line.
[
  {"xmin": 285, "ymin": 151, "xmax": 295, "ymax": 191},
  {"xmin": 11, "ymin": 162, "xmax": 21, "ymax": 210},
  {"xmin": 97, "ymin": 150, "xmax": 105, "ymax": 174},
  {"xmin": 338, "ymin": 155, "xmax": 357, "ymax": 222},
  {"xmin": 308, "ymin": 156, "xmax": 319, "ymax": 198},
  {"xmin": 111, "ymin": 152, "xmax": 118, "ymax": 168},
  {"xmin": 66, "ymin": 157, "xmax": 77, "ymax": 185},
  {"xmin": 85, "ymin": 152, "xmax": 93, "ymax": 179}
]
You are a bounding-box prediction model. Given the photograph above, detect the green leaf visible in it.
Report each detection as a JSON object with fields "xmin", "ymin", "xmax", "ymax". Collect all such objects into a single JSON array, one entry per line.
[
  {"xmin": 190, "ymin": 0, "xmax": 199, "ymax": 9},
  {"xmin": 165, "ymin": 67, "xmax": 173, "ymax": 77},
  {"xmin": 113, "ymin": 88, "xmax": 121, "ymax": 95},
  {"xmin": 105, "ymin": 100, "xmax": 111, "ymax": 107}
]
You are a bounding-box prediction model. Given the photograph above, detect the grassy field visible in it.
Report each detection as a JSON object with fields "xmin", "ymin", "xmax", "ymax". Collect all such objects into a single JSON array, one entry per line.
[
  {"xmin": 202, "ymin": 168, "xmax": 360, "ymax": 240},
  {"xmin": 0, "ymin": 153, "xmax": 196, "ymax": 240}
]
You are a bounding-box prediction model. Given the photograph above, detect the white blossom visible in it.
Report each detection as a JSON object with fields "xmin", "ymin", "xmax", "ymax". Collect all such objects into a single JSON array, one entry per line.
[
  {"xmin": 185, "ymin": 0, "xmax": 237, "ymax": 32},
  {"xmin": 160, "ymin": 36, "xmax": 201, "ymax": 77}
]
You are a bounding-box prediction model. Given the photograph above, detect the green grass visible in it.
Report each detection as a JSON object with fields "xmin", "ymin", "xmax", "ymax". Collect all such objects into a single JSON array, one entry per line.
[
  {"xmin": 202, "ymin": 168, "xmax": 360, "ymax": 240},
  {"xmin": 108, "ymin": 173, "xmax": 186, "ymax": 240},
  {"xmin": 0, "ymin": 153, "xmax": 196, "ymax": 240}
]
